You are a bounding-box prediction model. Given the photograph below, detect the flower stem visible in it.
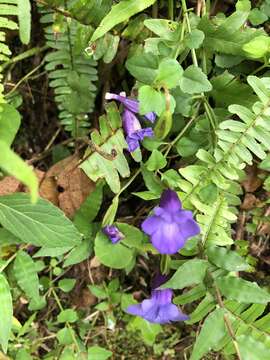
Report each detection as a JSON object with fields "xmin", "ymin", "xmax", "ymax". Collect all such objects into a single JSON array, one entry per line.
[
  {"xmin": 160, "ymin": 254, "xmax": 171, "ymax": 275},
  {"xmin": 168, "ymin": 0, "xmax": 174, "ymax": 20}
]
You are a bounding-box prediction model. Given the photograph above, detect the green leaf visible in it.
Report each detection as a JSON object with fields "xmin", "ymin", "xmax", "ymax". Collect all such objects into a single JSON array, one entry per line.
[
  {"xmin": 207, "ymin": 246, "xmax": 249, "ymax": 271},
  {"xmin": 154, "ymin": 59, "xmax": 183, "ymax": 89},
  {"xmin": 145, "ymin": 149, "xmax": 167, "ymax": 171},
  {"xmin": 74, "ymin": 182, "xmax": 103, "ymax": 225},
  {"xmin": 187, "ymin": 293, "xmax": 216, "ymax": 325},
  {"xmin": 180, "ymin": 65, "xmax": 212, "ymax": 94},
  {"xmin": 248, "ymin": 9, "xmax": 268, "ymax": 26},
  {"xmin": 58, "ymin": 279, "xmax": 76, "ymax": 293},
  {"xmin": 141, "ymin": 163, "xmax": 164, "ymax": 195},
  {"xmin": 63, "ymin": 239, "xmax": 92, "ymax": 267},
  {"xmin": 56, "ymin": 327, "xmax": 76, "ymax": 346},
  {"xmin": 144, "ymin": 19, "xmax": 180, "ymax": 41},
  {"xmin": 237, "ymin": 334, "xmax": 270, "ymax": 360},
  {"xmin": 211, "ymin": 71, "xmax": 256, "ymax": 108},
  {"xmin": 0, "ymin": 141, "xmax": 38, "ymax": 202},
  {"xmin": 216, "ymin": 276, "xmax": 270, "ymax": 304},
  {"xmin": 15, "ymin": 348, "xmax": 33, "ymax": 360},
  {"xmin": 0, "ymin": 193, "xmax": 82, "ymax": 247},
  {"xmin": 17, "ymin": 0, "xmax": 31, "ymax": 44},
  {"xmin": 243, "ymin": 36, "xmax": 270, "ymax": 59},
  {"xmin": 132, "ymin": 191, "xmax": 160, "ymax": 200},
  {"xmin": 102, "ymin": 196, "xmax": 119, "ymax": 226},
  {"xmin": 174, "ymin": 284, "xmax": 206, "ymax": 305},
  {"xmin": 116, "ymin": 222, "xmax": 143, "ymax": 249},
  {"xmin": 94, "ymin": 230, "xmax": 134, "ymax": 269},
  {"xmin": 57, "ymin": 309, "xmax": 78, "ymax": 323},
  {"xmin": 126, "ymin": 52, "xmax": 159, "ymax": 84},
  {"xmin": 190, "ymin": 308, "xmax": 227, "ymax": 360},
  {"xmin": 13, "ymin": 250, "xmax": 42, "ymax": 310},
  {"xmin": 0, "ymin": 274, "xmax": 12, "ymax": 353},
  {"xmin": 185, "ymin": 29, "xmax": 205, "ymax": 49},
  {"xmin": 0, "ymin": 104, "xmax": 21, "ymax": 146},
  {"xmin": 236, "ymin": 0, "xmax": 251, "ymax": 12},
  {"xmin": 127, "ymin": 317, "xmax": 161, "ymax": 346},
  {"xmin": 138, "ymin": 86, "xmax": 164, "ymax": 116},
  {"xmin": 91, "ymin": 0, "xmax": 156, "ymax": 42},
  {"xmin": 161, "ymin": 259, "xmax": 209, "ymax": 290},
  {"xmin": 88, "ymin": 346, "xmax": 112, "ymax": 360},
  {"xmin": 80, "ymin": 103, "xmax": 130, "ymax": 193},
  {"xmin": 88, "ymin": 284, "xmax": 107, "ymax": 299}
]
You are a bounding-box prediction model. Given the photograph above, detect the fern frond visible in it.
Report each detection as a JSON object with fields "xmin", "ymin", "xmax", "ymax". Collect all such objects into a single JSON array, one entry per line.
[
  {"xmin": 80, "ymin": 102, "xmax": 131, "ymax": 194},
  {"xmin": 215, "ymin": 302, "xmax": 270, "ymax": 357},
  {"xmin": 40, "ymin": 8, "xmax": 98, "ymax": 136},
  {"xmin": 179, "ymin": 76, "xmax": 270, "ymax": 246},
  {"xmin": 0, "ymin": 0, "xmax": 18, "ymax": 63}
]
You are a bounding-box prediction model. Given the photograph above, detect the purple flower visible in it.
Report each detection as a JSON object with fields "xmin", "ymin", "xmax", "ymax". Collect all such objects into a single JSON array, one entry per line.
[
  {"xmin": 102, "ymin": 225, "xmax": 124, "ymax": 244},
  {"xmin": 141, "ymin": 189, "xmax": 200, "ymax": 255},
  {"xmin": 105, "ymin": 92, "xmax": 156, "ymax": 152},
  {"xmin": 126, "ymin": 275, "xmax": 188, "ymax": 324}
]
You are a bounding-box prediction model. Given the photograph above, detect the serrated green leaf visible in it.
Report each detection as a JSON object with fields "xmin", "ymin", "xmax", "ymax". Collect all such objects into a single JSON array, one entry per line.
[
  {"xmin": 63, "ymin": 239, "xmax": 92, "ymax": 267},
  {"xmin": 185, "ymin": 29, "xmax": 205, "ymax": 49},
  {"xmin": 216, "ymin": 276, "xmax": 270, "ymax": 304},
  {"xmin": 154, "ymin": 59, "xmax": 183, "ymax": 89},
  {"xmin": 161, "ymin": 259, "xmax": 209, "ymax": 290},
  {"xmin": 126, "ymin": 52, "xmax": 159, "ymax": 85},
  {"xmin": 207, "ymin": 246, "xmax": 249, "ymax": 271},
  {"xmin": 0, "ymin": 141, "xmax": 38, "ymax": 202},
  {"xmin": 180, "ymin": 65, "xmax": 212, "ymax": 94},
  {"xmin": 0, "ymin": 274, "xmax": 12, "ymax": 353},
  {"xmin": 145, "ymin": 149, "xmax": 167, "ymax": 171},
  {"xmin": 138, "ymin": 85, "xmax": 164, "ymax": 116},
  {"xmin": 237, "ymin": 334, "xmax": 270, "ymax": 360},
  {"xmin": 13, "ymin": 250, "xmax": 41, "ymax": 309},
  {"xmin": 0, "ymin": 193, "xmax": 82, "ymax": 247},
  {"xmin": 190, "ymin": 308, "xmax": 227, "ymax": 360},
  {"xmin": 91, "ymin": 0, "xmax": 156, "ymax": 42}
]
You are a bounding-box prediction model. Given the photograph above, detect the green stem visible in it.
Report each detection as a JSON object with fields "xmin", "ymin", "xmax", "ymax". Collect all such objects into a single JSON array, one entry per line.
[
  {"xmin": 181, "ymin": 0, "xmax": 198, "ymax": 66},
  {"xmin": 168, "ymin": 0, "xmax": 174, "ymax": 20},
  {"xmin": 152, "ymin": 0, "xmax": 158, "ymax": 18},
  {"xmin": 163, "ymin": 101, "xmax": 201, "ymax": 157},
  {"xmin": 1, "ymin": 45, "xmax": 48, "ymax": 70},
  {"xmin": 160, "ymin": 255, "xmax": 171, "ymax": 275}
]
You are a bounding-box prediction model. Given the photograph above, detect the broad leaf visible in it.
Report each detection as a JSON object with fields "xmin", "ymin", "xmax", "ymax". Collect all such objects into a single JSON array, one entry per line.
[
  {"xmin": 13, "ymin": 250, "xmax": 43, "ymax": 310},
  {"xmin": 161, "ymin": 259, "xmax": 209, "ymax": 290},
  {"xmin": 0, "ymin": 274, "xmax": 12, "ymax": 353},
  {"xmin": 91, "ymin": 0, "xmax": 156, "ymax": 42},
  {"xmin": 88, "ymin": 346, "xmax": 112, "ymax": 360},
  {"xmin": 126, "ymin": 52, "xmax": 159, "ymax": 85},
  {"xmin": 0, "ymin": 104, "xmax": 21, "ymax": 146},
  {"xmin": 0, "ymin": 141, "xmax": 38, "ymax": 202},
  {"xmin": 0, "ymin": 194, "xmax": 82, "ymax": 247},
  {"xmin": 207, "ymin": 246, "xmax": 249, "ymax": 271},
  {"xmin": 94, "ymin": 230, "xmax": 134, "ymax": 269},
  {"xmin": 237, "ymin": 334, "xmax": 270, "ymax": 360},
  {"xmin": 190, "ymin": 308, "xmax": 227, "ymax": 360},
  {"xmin": 180, "ymin": 65, "xmax": 212, "ymax": 94},
  {"xmin": 216, "ymin": 276, "xmax": 270, "ymax": 304}
]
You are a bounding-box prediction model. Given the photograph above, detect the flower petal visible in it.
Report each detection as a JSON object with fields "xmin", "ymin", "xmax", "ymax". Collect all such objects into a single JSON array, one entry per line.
[
  {"xmin": 123, "ymin": 109, "xmax": 141, "ymax": 136},
  {"xmin": 126, "ymin": 304, "xmax": 144, "ymax": 317},
  {"xmin": 162, "ymin": 304, "xmax": 189, "ymax": 322},
  {"xmin": 144, "ymin": 112, "xmax": 156, "ymax": 123},
  {"xmin": 151, "ymin": 222, "xmax": 184, "ymax": 254},
  {"xmin": 141, "ymin": 215, "xmax": 162, "ymax": 235},
  {"xmin": 105, "ymin": 92, "xmax": 139, "ymax": 113},
  {"xmin": 126, "ymin": 136, "xmax": 140, "ymax": 152},
  {"xmin": 160, "ymin": 189, "xmax": 182, "ymax": 213},
  {"xmin": 175, "ymin": 210, "xmax": 200, "ymax": 239}
]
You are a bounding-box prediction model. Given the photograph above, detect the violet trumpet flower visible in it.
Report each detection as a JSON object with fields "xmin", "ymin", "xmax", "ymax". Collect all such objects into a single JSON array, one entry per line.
[
  {"xmin": 102, "ymin": 225, "xmax": 124, "ymax": 244},
  {"xmin": 105, "ymin": 92, "xmax": 156, "ymax": 152},
  {"xmin": 126, "ymin": 275, "xmax": 188, "ymax": 324},
  {"xmin": 141, "ymin": 189, "xmax": 200, "ymax": 255}
]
